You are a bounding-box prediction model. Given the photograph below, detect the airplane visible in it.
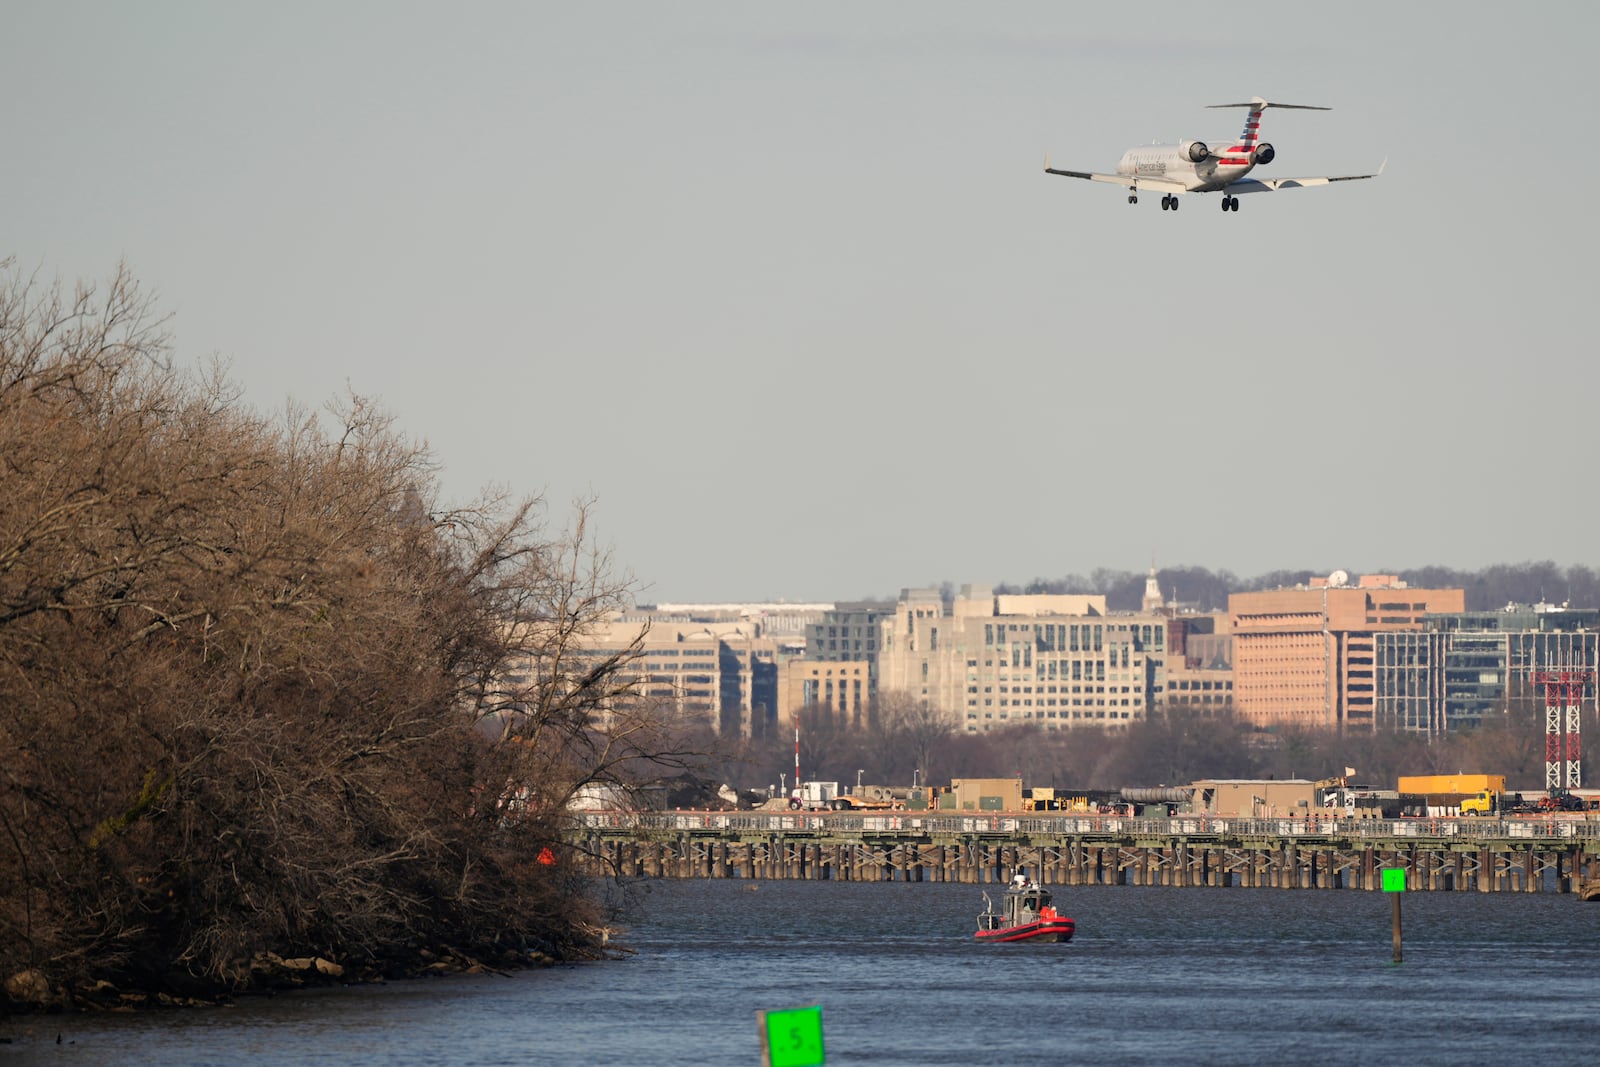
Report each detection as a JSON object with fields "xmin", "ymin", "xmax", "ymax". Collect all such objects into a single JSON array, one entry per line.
[{"xmin": 1044, "ymin": 96, "xmax": 1382, "ymax": 213}]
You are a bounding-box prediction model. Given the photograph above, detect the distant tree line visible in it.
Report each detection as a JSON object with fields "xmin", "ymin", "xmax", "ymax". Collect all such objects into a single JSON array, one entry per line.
[
  {"xmin": 993, "ymin": 562, "xmax": 1600, "ymax": 613},
  {"xmin": 0, "ymin": 265, "xmax": 696, "ymax": 1012}
]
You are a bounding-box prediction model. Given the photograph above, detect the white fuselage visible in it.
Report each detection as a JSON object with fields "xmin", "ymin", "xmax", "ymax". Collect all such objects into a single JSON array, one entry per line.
[{"xmin": 1115, "ymin": 146, "xmax": 1253, "ymax": 191}]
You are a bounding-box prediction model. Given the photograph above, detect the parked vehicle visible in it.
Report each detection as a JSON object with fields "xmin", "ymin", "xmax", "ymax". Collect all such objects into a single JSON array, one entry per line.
[
  {"xmin": 1322, "ymin": 787, "xmax": 1408, "ymax": 819},
  {"xmin": 830, "ymin": 784, "xmax": 904, "ymax": 811},
  {"xmin": 1537, "ymin": 790, "xmax": 1588, "ymax": 813},
  {"xmin": 788, "ymin": 781, "xmax": 839, "ymax": 810},
  {"xmin": 1461, "ymin": 789, "xmax": 1510, "ymax": 815},
  {"xmin": 1398, "ymin": 774, "xmax": 1508, "ymax": 816}
]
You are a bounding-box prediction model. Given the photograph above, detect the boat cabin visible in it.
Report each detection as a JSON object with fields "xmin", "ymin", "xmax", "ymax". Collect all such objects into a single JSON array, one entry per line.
[{"xmin": 977, "ymin": 876, "xmax": 1052, "ymax": 932}]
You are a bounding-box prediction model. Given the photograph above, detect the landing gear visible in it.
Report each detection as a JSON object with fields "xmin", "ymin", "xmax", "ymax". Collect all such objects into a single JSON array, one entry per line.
[
  {"xmin": 1161, "ymin": 194, "xmax": 1179, "ymax": 211},
  {"xmin": 1128, "ymin": 193, "xmax": 1138, "ymax": 204},
  {"xmin": 1220, "ymin": 195, "xmax": 1240, "ymax": 212}
]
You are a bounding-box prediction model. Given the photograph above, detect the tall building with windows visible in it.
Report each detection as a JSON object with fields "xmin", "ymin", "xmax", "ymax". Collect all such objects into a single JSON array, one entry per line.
[
  {"xmin": 1161, "ymin": 612, "xmax": 1235, "ymax": 712},
  {"xmin": 567, "ymin": 620, "xmax": 727, "ymax": 729},
  {"xmin": 807, "ymin": 601, "xmax": 896, "ymax": 667},
  {"xmin": 561, "ymin": 604, "xmax": 825, "ymax": 737},
  {"xmin": 780, "ymin": 660, "xmax": 872, "ymax": 727},
  {"xmin": 1375, "ymin": 604, "xmax": 1600, "ymax": 736},
  {"xmin": 1230, "ymin": 575, "xmax": 1465, "ymax": 731},
  {"xmin": 873, "ymin": 584, "xmax": 1168, "ymax": 732}
]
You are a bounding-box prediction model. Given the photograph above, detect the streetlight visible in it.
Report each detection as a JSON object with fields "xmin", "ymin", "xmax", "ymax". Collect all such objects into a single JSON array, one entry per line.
[
  {"xmin": 913, "ymin": 768, "xmax": 921, "ymax": 789},
  {"xmin": 857, "ymin": 769, "xmax": 865, "ymax": 790},
  {"xmin": 779, "ymin": 773, "xmax": 787, "ymax": 795}
]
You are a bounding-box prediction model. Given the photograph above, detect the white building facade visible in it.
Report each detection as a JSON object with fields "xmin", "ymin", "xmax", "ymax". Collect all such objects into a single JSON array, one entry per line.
[{"xmin": 875, "ymin": 584, "xmax": 1170, "ymax": 732}]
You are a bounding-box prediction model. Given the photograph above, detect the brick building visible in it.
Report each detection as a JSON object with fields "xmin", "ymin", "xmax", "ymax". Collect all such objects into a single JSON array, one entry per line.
[{"xmin": 1230, "ymin": 575, "xmax": 1465, "ymax": 731}]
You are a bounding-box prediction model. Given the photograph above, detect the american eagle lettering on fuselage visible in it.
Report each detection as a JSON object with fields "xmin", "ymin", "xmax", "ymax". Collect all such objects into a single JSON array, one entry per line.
[{"xmin": 1044, "ymin": 96, "xmax": 1382, "ymax": 213}]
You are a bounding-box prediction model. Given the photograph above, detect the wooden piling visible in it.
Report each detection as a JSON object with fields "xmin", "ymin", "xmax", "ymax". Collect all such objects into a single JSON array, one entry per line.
[{"xmin": 580, "ymin": 814, "xmax": 1591, "ymax": 897}]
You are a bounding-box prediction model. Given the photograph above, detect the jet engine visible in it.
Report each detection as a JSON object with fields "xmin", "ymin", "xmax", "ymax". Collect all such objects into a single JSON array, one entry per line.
[
  {"xmin": 1180, "ymin": 140, "xmax": 1209, "ymax": 163},
  {"xmin": 1253, "ymin": 143, "xmax": 1275, "ymax": 165}
]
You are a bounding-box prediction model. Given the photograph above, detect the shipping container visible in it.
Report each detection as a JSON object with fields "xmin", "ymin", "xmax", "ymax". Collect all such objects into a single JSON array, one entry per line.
[{"xmin": 1396, "ymin": 774, "xmax": 1506, "ymax": 796}]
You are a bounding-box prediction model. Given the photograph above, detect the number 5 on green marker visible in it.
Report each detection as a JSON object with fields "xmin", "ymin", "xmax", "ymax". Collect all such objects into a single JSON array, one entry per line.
[{"xmin": 758, "ymin": 1004, "xmax": 825, "ymax": 1067}]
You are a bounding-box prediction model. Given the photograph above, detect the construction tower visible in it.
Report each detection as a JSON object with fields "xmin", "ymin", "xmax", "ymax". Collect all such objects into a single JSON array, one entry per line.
[{"xmin": 1534, "ymin": 669, "xmax": 1586, "ymax": 791}]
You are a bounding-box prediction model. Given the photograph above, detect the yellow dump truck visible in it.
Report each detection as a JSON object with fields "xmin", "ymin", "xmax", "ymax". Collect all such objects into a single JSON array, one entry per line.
[{"xmin": 1398, "ymin": 774, "xmax": 1508, "ymax": 816}]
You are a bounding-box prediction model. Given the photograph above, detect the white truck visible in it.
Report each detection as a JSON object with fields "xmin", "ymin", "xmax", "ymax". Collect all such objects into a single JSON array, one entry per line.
[{"xmin": 789, "ymin": 781, "xmax": 840, "ymax": 810}]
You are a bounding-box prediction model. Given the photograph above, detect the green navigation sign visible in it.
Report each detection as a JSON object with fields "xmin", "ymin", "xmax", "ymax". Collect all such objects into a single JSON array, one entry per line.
[
  {"xmin": 758, "ymin": 1004, "xmax": 825, "ymax": 1067},
  {"xmin": 1383, "ymin": 867, "xmax": 1407, "ymax": 962}
]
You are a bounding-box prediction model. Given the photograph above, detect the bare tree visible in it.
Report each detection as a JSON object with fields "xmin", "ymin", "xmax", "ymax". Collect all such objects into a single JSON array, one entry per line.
[
  {"xmin": 0, "ymin": 264, "xmax": 695, "ymax": 1009},
  {"xmin": 872, "ymin": 692, "xmax": 952, "ymax": 786}
]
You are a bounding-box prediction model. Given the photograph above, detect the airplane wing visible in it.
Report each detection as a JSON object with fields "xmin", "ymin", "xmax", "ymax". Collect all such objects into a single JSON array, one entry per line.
[
  {"xmin": 1228, "ymin": 161, "xmax": 1386, "ymax": 193},
  {"xmin": 1044, "ymin": 163, "xmax": 1187, "ymax": 194}
]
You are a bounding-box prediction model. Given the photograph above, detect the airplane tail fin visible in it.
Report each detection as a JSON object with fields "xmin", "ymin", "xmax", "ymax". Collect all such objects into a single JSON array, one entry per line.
[{"xmin": 1206, "ymin": 96, "xmax": 1330, "ymax": 159}]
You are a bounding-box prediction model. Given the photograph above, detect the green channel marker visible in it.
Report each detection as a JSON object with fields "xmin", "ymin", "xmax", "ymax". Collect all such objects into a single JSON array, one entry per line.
[
  {"xmin": 1382, "ymin": 867, "xmax": 1406, "ymax": 963},
  {"xmin": 758, "ymin": 1004, "xmax": 825, "ymax": 1067}
]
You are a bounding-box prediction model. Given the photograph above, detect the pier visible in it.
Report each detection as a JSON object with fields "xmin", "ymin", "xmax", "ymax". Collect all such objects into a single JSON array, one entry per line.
[{"xmin": 573, "ymin": 812, "xmax": 1600, "ymax": 894}]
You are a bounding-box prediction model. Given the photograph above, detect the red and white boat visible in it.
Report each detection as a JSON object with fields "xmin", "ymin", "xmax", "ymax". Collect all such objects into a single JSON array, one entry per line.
[{"xmin": 974, "ymin": 876, "xmax": 1075, "ymax": 944}]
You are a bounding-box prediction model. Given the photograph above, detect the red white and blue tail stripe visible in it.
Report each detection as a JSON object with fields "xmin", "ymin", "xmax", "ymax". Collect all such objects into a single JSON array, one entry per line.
[{"xmin": 1207, "ymin": 96, "xmax": 1329, "ymax": 167}]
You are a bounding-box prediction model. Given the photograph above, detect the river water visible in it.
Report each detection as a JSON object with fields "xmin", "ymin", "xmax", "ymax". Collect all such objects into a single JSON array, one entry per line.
[{"xmin": 4, "ymin": 879, "xmax": 1598, "ymax": 1065}]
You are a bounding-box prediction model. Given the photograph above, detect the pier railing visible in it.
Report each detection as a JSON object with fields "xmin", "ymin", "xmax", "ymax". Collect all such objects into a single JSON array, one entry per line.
[{"xmin": 573, "ymin": 810, "xmax": 1600, "ymax": 843}]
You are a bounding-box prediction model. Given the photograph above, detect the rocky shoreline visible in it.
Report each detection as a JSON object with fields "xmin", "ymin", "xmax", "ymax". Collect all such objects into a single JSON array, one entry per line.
[{"xmin": 2, "ymin": 930, "xmax": 625, "ymax": 1016}]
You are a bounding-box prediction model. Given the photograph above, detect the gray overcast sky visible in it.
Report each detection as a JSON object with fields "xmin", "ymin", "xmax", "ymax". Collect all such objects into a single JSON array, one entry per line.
[{"xmin": 7, "ymin": 2, "xmax": 1598, "ymax": 603}]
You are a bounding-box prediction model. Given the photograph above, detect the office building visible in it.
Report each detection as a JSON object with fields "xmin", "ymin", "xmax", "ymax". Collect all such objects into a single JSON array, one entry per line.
[
  {"xmin": 873, "ymin": 584, "xmax": 1167, "ymax": 732},
  {"xmin": 1230, "ymin": 574, "xmax": 1465, "ymax": 730},
  {"xmin": 1375, "ymin": 604, "xmax": 1600, "ymax": 736}
]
